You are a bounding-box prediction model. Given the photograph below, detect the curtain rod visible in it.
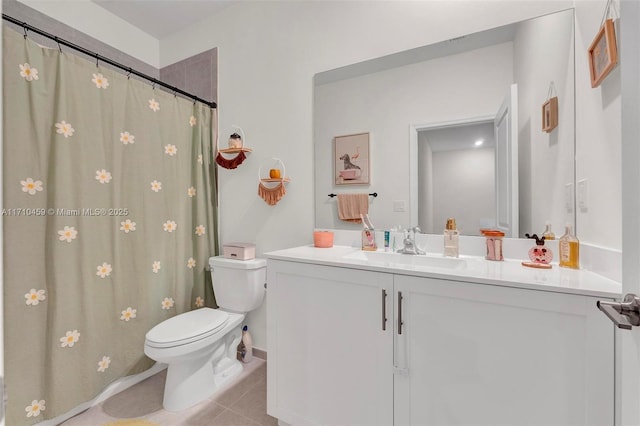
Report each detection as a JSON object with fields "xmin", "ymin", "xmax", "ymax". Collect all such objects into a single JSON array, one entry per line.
[{"xmin": 2, "ymin": 13, "xmax": 217, "ymax": 109}]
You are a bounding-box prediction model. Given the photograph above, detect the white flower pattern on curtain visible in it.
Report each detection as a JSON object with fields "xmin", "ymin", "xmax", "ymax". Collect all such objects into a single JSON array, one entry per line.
[{"xmin": 3, "ymin": 27, "xmax": 218, "ymax": 425}]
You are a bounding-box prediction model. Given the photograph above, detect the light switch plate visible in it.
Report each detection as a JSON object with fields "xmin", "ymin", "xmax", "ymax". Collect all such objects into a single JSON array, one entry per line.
[
  {"xmin": 578, "ymin": 179, "xmax": 588, "ymax": 211},
  {"xmin": 393, "ymin": 200, "xmax": 406, "ymax": 212},
  {"xmin": 565, "ymin": 183, "xmax": 574, "ymax": 213}
]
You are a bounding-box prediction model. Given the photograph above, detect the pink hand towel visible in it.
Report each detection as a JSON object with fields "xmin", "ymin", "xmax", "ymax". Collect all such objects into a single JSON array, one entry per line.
[{"xmin": 337, "ymin": 193, "xmax": 369, "ymax": 223}]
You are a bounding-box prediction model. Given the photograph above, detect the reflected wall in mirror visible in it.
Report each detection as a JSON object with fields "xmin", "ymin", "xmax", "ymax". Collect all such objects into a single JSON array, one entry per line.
[
  {"xmin": 418, "ymin": 121, "xmax": 496, "ymax": 235},
  {"xmin": 314, "ymin": 9, "xmax": 575, "ymax": 237}
]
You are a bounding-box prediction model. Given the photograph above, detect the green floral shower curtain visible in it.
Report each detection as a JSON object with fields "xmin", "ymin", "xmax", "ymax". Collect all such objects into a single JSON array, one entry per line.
[{"xmin": 2, "ymin": 27, "xmax": 218, "ymax": 424}]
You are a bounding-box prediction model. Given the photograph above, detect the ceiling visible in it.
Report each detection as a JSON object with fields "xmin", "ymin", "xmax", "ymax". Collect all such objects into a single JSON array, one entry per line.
[
  {"xmin": 419, "ymin": 122, "xmax": 495, "ymax": 153},
  {"xmin": 91, "ymin": 0, "xmax": 233, "ymax": 38}
]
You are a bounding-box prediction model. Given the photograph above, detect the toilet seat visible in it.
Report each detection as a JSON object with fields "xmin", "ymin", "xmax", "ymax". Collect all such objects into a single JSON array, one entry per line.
[{"xmin": 145, "ymin": 308, "xmax": 229, "ymax": 349}]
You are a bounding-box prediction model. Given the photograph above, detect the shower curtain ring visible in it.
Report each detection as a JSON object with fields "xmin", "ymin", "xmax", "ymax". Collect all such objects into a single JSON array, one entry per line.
[
  {"xmin": 126, "ymin": 68, "xmax": 132, "ymax": 79},
  {"xmin": 55, "ymin": 36, "xmax": 62, "ymax": 53},
  {"xmin": 22, "ymin": 24, "xmax": 28, "ymax": 39},
  {"xmin": 95, "ymin": 53, "xmax": 99, "ymax": 67}
]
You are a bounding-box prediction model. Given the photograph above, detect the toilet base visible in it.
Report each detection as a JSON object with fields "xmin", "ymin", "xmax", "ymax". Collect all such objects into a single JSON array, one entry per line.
[
  {"xmin": 158, "ymin": 317, "xmax": 244, "ymax": 411},
  {"xmin": 163, "ymin": 357, "xmax": 243, "ymax": 411}
]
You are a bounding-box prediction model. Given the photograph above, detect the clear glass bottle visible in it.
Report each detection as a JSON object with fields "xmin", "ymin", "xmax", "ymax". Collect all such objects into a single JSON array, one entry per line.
[
  {"xmin": 444, "ymin": 218, "xmax": 459, "ymax": 258},
  {"xmin": 542, "ymin": 221, "xmax": 555, "ymax": 240},
  {"xmin": 559, "ymin": 224, "xmax": 579, "ymax": 269}
]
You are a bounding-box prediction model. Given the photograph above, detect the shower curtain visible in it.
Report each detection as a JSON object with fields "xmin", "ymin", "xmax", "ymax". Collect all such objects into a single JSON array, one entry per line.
[{"xmin": 2, "ymin": 27, "xmax": 218, "ymax": 425}]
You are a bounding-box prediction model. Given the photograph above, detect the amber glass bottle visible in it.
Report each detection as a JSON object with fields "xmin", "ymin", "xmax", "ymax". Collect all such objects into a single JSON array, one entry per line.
[
  {"xmin": 559, "ymin": 224, "xmax": 579, "ymax": 269},
  {"xmin": 542, "ymin": 221, "xmax": 555, "ymax": 240}
]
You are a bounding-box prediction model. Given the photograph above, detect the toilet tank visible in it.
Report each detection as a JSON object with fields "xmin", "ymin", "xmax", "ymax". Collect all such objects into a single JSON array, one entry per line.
[{"xmin": 209, "ymin": 256, "xmax": 266, "ymax": 313}]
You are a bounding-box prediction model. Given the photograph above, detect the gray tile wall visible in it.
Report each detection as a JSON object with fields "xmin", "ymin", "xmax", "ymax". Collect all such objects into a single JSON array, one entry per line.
[{"xmin": 160, "ymin": 48, "xmax": 217, "ymax": 104}]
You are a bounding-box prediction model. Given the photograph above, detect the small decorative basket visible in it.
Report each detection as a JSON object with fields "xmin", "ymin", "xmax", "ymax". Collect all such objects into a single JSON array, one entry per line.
[
  {"xmin": 216, "ymin": 125, "xmax": 252, "ymax": 169},
  {"xmin": 257, "ymin": 157, "xmax": 290, "ymax": 206}
]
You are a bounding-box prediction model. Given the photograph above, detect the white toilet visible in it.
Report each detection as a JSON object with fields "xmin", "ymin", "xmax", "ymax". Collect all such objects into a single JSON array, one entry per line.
[{"xmin": 144, "ymin": 256, "xmax": 266, "ymax": 411}]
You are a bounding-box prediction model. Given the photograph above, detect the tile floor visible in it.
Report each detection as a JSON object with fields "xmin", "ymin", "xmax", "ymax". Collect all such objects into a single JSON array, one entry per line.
[{"xmin": 62, "ymin": 358, "xmax": 277, "ymax": 426}]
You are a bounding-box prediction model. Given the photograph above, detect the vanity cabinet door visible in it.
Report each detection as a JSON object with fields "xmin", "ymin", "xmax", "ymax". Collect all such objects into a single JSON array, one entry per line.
[
  {"xmin": 393, "ymin": 275, "xmax": 614, "ymax": 426},
  {"xmin": 267, "ymin": 260, "xmax": 394, "ymax": 426}
]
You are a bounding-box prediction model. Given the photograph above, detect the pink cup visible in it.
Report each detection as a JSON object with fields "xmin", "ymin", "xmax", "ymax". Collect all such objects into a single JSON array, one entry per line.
[{"xmin": 314, "ymin": 231, "xmax": 334, "ymax": 248}]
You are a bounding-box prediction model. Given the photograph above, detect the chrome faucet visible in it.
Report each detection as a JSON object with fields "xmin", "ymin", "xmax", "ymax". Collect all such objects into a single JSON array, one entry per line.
[{"xmin": 397, "ymin": 227, "xmax": 425, "ymax": 255}]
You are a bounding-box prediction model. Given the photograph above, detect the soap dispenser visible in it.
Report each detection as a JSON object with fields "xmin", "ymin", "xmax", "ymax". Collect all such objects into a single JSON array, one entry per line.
[{"xmin": 444, "ymin": 218, "xmax": 459, "ymax": 258}]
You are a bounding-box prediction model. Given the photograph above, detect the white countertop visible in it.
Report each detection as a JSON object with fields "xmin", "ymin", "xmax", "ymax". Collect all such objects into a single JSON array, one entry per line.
[{"xmin": 265, "ymin": 245, "xmax": 622, "ymax": 299}]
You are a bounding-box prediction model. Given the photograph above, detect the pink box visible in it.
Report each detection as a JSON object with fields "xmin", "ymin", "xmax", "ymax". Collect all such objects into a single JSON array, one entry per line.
[{"xmin": 223, "ymin": 243, "xmax": 256, "ymax": 260}]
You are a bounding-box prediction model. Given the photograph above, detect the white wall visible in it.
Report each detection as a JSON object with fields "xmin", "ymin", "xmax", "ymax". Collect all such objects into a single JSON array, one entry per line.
[
  {"xmin": 314, "ymin": 42, "xmax": 512, "ymax": 231},
  {"xmin": 513, "ymin": 9, "xmax": 575, "ymax": 238},
  {"xmin": 161, "ymin": 0, "xmax": 578, "ymax": 350},
  {"xmin": 574, "ymin": 0, "xmax": 622, "ymax": 249},
  {"xmin": 0, "ymin": 3, "xmax": 4, "ymax": 424},
  {"xmin": 432, "ymin": 147, "xmax": 495, "ymax": 235},
  {"xmin": 20, "ymin": 0, "xmax": 621, "ymax": 350},
  {"xmin": 418, "ymin": 135, "xmax": 435, "ymax": 235}
]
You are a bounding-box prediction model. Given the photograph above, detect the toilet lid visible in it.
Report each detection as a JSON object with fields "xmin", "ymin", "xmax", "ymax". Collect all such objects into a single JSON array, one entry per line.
[{"xmin": 145, "ymin": 308, "xmax": 229, "ymax": 348}]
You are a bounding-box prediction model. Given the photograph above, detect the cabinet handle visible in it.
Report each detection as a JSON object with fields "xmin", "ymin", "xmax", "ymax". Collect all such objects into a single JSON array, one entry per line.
[
  {"xmin": 382, "ymin": 289, "xmax": 388, "ymax": 331},
  {"xmin": 398, "ymin": 291, "xmax": 403, "ymax": 335}
]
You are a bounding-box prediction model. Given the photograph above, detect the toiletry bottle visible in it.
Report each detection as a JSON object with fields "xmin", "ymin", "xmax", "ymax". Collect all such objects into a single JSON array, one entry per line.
[
  {"xmin": 362, "ymin": 229, "xmax": 377, "ymax": 251},
  {"xmin": 542, "ymin": 221, "xmax": 555, "ymax": 240},
  {"xmin": 482, "ymin": 230, "xmax": 504, "ymax": 261},
  {"xmin": 444, "ymin": 218, "xmax": 459, "ymax": 258},
  {"xmin": 241, "ymin": 325, "xmax": 253, "ymax": 363},
  {"xmin": 559, "ymin": 224, "xmax": 579, "ymax": 269},
  {"xmin": 360, "ymin": 214, "xmax": 377, "ymax": 251},
  {"xmin": 237, "ymin": 338, "xmax": 246, "ymax": 362}
]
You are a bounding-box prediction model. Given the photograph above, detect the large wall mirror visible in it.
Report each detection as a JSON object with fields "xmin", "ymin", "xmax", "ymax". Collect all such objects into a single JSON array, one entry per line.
[{"xmin": 314, "ymin": 9, "xmax": 575, "ymax": 238}]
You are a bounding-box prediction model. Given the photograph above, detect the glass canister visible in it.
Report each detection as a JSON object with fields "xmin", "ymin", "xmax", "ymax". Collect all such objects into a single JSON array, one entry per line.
[{"xmin": 481, "ymin": 230, "xmax": 505, "ymax": 261}]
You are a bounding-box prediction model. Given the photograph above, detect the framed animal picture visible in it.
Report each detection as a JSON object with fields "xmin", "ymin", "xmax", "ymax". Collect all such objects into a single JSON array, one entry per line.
[{"xmin": 334, "ymin": 132, "xmax": 370, "ymax": 185}]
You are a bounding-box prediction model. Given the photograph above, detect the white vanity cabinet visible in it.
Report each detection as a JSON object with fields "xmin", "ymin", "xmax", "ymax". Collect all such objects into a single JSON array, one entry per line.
[
  {"xmin": 266, "ymin": 259, "xmax": 394, "ymax": 426},
  {"xmin": 394, "ymin": 275, "xmax": 614, "ymax": 426},
  {"xmin": 267, "ymin": 257, "xmax": 615, "ymax": 426}
]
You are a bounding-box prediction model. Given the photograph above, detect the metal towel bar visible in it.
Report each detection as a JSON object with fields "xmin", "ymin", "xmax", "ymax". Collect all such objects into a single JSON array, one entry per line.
[{"xmin": 328, "ymin": 192, "xmax": 377, "ymax": 198}]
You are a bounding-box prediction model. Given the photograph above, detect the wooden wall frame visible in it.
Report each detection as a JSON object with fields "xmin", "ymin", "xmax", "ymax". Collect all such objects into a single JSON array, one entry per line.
[
  {"xmin": 588, "ymin": 18, "xmax": 618, "ymax": 88},
  {"xmin": 542, "ymin": 96, "xmax": 558, "ymax": 133}
]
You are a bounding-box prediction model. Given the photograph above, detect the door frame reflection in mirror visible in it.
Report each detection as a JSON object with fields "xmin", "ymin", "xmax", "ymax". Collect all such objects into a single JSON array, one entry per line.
[
  {"xmin": 410, "ymin": 116, "xmax": 496, "ymax": 237},
  {"xmin": 410, "ymin": 80, "xmax": 518, "ymax": 238}
]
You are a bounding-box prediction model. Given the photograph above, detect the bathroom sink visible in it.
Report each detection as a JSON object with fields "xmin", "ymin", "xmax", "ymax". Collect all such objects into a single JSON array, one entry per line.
[{"xmin": 344, "ymin": 250, "xmax": 466, "ymax": 270}]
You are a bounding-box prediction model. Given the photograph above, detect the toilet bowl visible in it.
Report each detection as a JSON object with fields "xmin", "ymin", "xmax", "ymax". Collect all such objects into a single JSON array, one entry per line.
[{"xmin": 144, "ymin": 256, "xmax": 266, "ymax": 411}]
